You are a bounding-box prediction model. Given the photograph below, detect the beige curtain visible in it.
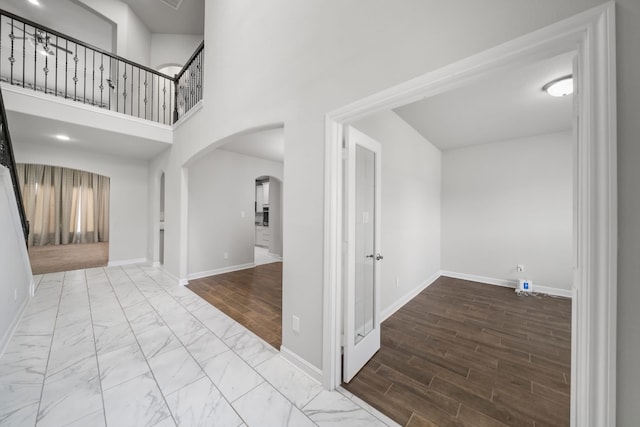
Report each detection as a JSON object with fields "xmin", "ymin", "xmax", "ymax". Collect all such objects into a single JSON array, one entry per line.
[{"xmin": 17, "ymin": 164, "xmax": 110, "ymax": 247}]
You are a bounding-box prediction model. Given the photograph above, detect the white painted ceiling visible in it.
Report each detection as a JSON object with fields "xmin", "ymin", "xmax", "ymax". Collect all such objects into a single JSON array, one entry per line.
[
  {"xmin": 119, "ymin": 0, "xmax": 204, "ymax": 35},
  {"xmin": 219, "ymin": 128, "xmax": 284, "ymax": 163},
  {"xmin": 6, "ymin": 110, "xmax": 170, "ymax": 160},
  {"xmin": 394, "ymin": 51, "xmax": 575, "ymax": 151}
]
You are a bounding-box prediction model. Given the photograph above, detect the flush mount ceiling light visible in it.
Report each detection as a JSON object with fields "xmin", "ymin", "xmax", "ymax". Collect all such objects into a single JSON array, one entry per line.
[
  {"xmin": 543, "ymin": 75, "xmax": 573, "ymax": 97},
  {"xmin": 55, "ymin": 134, "xmax": 70, "ymax": 141},
  {"xmin": 28, "ymin": 0, "xmax": 41, "ymax": 6}
]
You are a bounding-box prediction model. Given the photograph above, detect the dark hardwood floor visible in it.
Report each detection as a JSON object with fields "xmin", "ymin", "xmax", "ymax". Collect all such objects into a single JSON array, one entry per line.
[
  {"xmin": 186, "ymin": 262, "xmax": 282, "ymax": 349},
  {"xmin": 343, "ymin": 276, "xmax": 571, "ymax": 427}
]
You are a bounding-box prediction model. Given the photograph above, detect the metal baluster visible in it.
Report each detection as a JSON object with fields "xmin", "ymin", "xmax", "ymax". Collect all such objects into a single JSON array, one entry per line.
[
  {"xmin": 64, "ymin": 39, "xmax": 68, "ymax": 98},
  {"xmin": 22, "ymin": 22, "xmax": 26, "ymax": 88},
  {"xmin": 116, "ymin": 60, "xmax": 119, "ymax": 113},
  {"xmin": 196, "ymin": 55, "xmax": 200, "ymax": 103},
  {"xmin": 156, "ymin": 74, "xmax": 159, "ymax": 123},
  {"xmin": 137, "ymin": 68, "xmax": 140, "ymax": 117},
  {"xmin": 83, "ymin": 46, "xmax": 86, "ymax": 103},
  {"xmin": 55, "ymin": 35, "xmax": 58, "ymax": 96},
  {"xmin": 122, "ymin": 63, "xmax": 127, "ymax": 115},
  {"xmin": 144, "ymin": 71, "xmax": 148, "ymax": 120},
  {"xmin": 99, "ymin": 54, "xmax": 104, "ymax": 107},
  {"xmin": 151, "ymin": 74, "xmax": 154, "ymax": 122},
  {"xmin": 33, "ymin": 26, "xmax": 38, "ymax": 91},
  {"xmin": 43, "ymin": 32, "xmax": 49, "ymax": 94},
  {"xmin": 73, "ymin": 43, "xmax": 78, "ymax": 101},
  {"xmin": 162, "ymin": 77, "xmax": 166, "ymax": 124},
  {"xmin": 92, "ymin": 50, "xmax": 95, "ymax": 105},
  {"xmin": 9, "ymin": 18, "xmax": 15, "ymax": 85},
  {"xmin": 130, "ymin": 64, "xmax": 134, "ymax": 115},
  {"xmin": 108, "ymin": 56, "xmax": 111, "ymax": 109},
  {"xmin": 173, "ymin": 73, "xmax": 178, "ymax": 123}
]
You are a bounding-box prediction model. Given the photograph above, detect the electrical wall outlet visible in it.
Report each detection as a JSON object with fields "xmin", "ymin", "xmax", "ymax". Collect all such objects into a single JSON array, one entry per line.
[
  {"xmin": 14, "ymin": 288, "xmax": 17, "ymax": 301},
  {"xmin": 517, "ymin": 264, "xmax": 525, "ymax": 273},
  {"xmin": 223, "ymin": 252, "xmax": 229, "ymax": 259},
  {"xmin": 396, "ymin": 277, "xmax": 400, "ymax": 288},
  {"xmin": 292, "ymin": 315, "xmax": 300, "ymax": 333}
]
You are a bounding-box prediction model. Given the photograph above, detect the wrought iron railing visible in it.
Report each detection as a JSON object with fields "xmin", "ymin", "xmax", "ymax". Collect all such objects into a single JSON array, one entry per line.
[
  {"xmin": 173, "ymin": 41, "xmax": 204, "ymax": 123},
  {"xmin": 0, "ymin": 9, "xmax": 204, "ymax": 125},
  {"xmin": 0, "ymin": 87, "xmax": 28, "ymax": 244}
]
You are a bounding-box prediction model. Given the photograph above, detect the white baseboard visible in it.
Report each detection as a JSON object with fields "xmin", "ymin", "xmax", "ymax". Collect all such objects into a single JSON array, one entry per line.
[
  {"xmin": 0, "ymin": 294, "xmax": 30, "ymax": 358},
  {"xmin": 440, "ymin": 270, "xmax": 572, "ymax": 298},
  {"xmin": 187, "ymin": 263, "xmax": 256, "ymax": 281},
  {"xmin": 108, "ymin": 257, "xmax": 147, "ymax": 267},
  {"xmin": 280, "ymin": 345, "xmax": 323, "ymax": 384},
  {"xmin": 381, "ymin": 271, "xmax": 441, "ymax": 321},
  {"xmin": 534, "ymin": 285, "xmax": 572, "ymax": 298}
]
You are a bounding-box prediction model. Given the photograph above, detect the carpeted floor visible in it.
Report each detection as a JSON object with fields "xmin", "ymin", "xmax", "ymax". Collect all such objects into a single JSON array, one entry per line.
[{"xmin": 28, "ymin": 242, "xmax": 109, "ymax": 274}]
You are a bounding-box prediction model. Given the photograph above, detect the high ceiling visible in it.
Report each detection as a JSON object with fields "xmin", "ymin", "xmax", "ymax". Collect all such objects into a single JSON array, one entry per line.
[
  {"xmin": 394, "ymin": 51, "xmax": 575, "ymax": 151},
  {"xmin": 120, "ymin": 0, "xmax": 204, "ymax": 34}
]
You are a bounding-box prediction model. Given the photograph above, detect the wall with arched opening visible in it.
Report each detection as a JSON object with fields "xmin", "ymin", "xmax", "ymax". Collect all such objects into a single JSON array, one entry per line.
[{"xmin": 185, "ymin": 131, "xmax": 283, "ymax": 279}]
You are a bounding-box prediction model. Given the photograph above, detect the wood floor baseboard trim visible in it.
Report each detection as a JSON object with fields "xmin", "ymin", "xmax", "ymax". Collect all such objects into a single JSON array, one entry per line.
[
  {"xmin": 280, "ymin": 346, "xmax": 323, "ymax": 384},
  {"xmin": 187, "ymin": 263, "xmax": 256, "ymax": 281},
  {"xmin": 381, "ymin": 271, "xmax": 441, "ymax": 322},
  {"xmin": 440, "ymin": 270, "xmax": 572, "ymax": 298},
  {"xmin": 107, "ymin": 258, "xmax": 147, "ymax": 267}
]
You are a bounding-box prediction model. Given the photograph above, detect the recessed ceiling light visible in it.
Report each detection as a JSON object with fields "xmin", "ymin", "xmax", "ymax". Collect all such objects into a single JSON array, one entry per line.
[
  {"xmin": 55, "ymin": 134, "xmax": 70, "ymax": 141},
  {"xmin": 543, "ymin": 75, "xmax": 573, "ymax": 97},
  {"xmin": 28, "ymin": 0, "xmax": 41, "ymax": 6}
]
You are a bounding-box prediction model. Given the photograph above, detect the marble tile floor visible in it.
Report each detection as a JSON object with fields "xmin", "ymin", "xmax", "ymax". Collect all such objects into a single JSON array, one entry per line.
[
  {"xmin": 254, "ymin": 246, "xmax": 282, "ymax": 266},
  {"xmin": 0, "ymin": 265, "xmax": 398, "ymax": 427}
]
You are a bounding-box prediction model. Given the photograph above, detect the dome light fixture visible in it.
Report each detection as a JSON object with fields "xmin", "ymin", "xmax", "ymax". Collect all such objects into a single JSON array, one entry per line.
[
  {"xmin": 55, "ymin": 134, "xmax": 70, "ymax": 141},
  {"xmin": 543, "ymin": 75, "xmax": 573, "ymax": 97}
]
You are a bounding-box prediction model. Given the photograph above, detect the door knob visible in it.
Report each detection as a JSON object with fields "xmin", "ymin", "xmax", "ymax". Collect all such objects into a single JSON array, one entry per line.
[
  {"xmin": 365, "ymin": 254, "xmax": 374, "ymax": 258},
  {"xmin": 376, "ymin": 253, "xmax": 384, "ymax": 261}
]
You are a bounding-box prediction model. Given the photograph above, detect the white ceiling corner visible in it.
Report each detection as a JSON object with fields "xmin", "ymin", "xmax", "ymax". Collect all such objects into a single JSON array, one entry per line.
[{"xmin": 393, "ymin": 51, "xmax": 576, "ymax": 151}]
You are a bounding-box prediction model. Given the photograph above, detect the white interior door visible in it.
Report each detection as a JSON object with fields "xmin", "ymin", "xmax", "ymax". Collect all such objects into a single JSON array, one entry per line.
[{"xmin": 343, "ymin": 126, "xmax": 382, "ymax": 383}]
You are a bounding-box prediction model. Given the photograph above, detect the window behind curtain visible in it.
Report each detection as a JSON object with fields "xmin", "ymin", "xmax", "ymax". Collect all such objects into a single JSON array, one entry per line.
[{"xmin": 16, "ymin": 164, "xmax": 110, "ymax": 247}]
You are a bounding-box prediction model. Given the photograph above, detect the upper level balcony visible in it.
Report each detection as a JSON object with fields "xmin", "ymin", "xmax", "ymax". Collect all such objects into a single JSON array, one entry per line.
[{"xmin": 0, "ymin": 8, "xmax": 203, "ymax": 131}]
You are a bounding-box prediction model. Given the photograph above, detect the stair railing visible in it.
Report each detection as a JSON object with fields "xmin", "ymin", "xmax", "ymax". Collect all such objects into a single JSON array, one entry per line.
[
  {"xmin": 0, "ymin": 87, "xmax": 28, "ymax": 244},
  {"xmin": 173, "ymin": 41, "xmax": 204, "ymax": 123}
]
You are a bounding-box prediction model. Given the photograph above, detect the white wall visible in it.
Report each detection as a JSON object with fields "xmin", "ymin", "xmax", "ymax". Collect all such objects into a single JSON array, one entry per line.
[
  {"xmin": 267, "ymin": 178, "xmax": 283, "ymax": 257},
  {"xmin": 2, "ymin": 0, "xmax": 114, "ymax": 52},
  {"xmin": 188, "ymin": 149, "xmax": 283, "ymax": 277},
  {"xmin": 150, "ymin": 34, "xmax": 203, "ymax": 70},
  {"xmin": 0, "ymin": 167, "xmax": 33, "ymax": 354},
  {"xmin": 77, "ymin": 0, "xmax": 151, "ymax": 66},
  {"xmin": 154, "ymin": 2, "xmax": 640, "ymax": 417},
  {"xmin": 13, "ymin": 141, "xmax": 149, "ymax": 264},
  {"xmin": 441, "ymin": 132, "xmax": 573, "ymax": 291},
  {"xmin": 352, "ymin": 110, "xmax": 441, "ymax": 314}
]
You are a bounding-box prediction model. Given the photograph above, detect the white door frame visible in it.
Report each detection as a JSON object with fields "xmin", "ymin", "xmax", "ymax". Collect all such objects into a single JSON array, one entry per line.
[{"xmin": 322, "ymin": 3, "xmax": 617, "ymax": 427}]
